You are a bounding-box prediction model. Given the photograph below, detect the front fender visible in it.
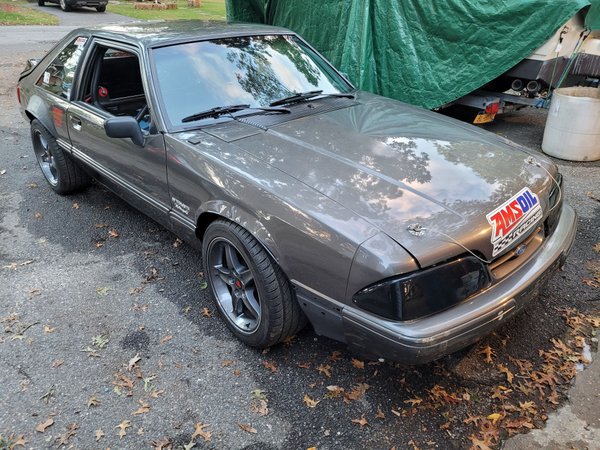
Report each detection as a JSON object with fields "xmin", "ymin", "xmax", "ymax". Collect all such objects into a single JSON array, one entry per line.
[{"xmin": 195, "ymin": 200, "xmax": 281, "ymax": 263}]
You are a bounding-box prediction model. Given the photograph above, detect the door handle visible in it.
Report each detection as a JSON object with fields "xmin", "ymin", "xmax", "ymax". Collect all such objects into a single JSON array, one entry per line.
[{"xmin": 71, "ymin": 116, "xmax": 82, "ymax": 131}]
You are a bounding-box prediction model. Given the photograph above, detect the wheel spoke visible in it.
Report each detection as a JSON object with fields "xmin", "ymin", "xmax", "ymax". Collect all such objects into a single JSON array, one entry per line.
[
  {"xmin": 224, "ymin": 244, "xmax": 242, "ymax": 272},
  {"xmin": 214, "ymin": 264, "xmax": 232, "ymax": 284},
  {"xmin": 242, "ymin": 289, "xmax": 260, "ymax": 320},
  {"xmin": 238, "ymin": 268, "xmax": 253, "ymax": 286}
]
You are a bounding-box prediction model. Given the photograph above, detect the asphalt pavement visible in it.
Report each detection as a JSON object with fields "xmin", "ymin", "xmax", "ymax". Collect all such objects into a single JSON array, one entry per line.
[{"xmin": 0, "ymin": 14, "xmax": 599, "ymax": 450}]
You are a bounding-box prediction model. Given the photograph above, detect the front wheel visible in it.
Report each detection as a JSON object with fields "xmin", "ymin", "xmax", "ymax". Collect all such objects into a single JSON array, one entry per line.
[
  {"xmin": 59, "ymin": 0, "xmax": 72, "ymax": 11},
  {"xmin": 202, "ymin": 220, "xmax": 306, "ymax": 348},
  {"xmin": 96, "ymin": 5, "xmax": 106, "ymax": 11},
  {"xmin": 30, "ymin": 119, "xmax": 90, "ymax": 194}
]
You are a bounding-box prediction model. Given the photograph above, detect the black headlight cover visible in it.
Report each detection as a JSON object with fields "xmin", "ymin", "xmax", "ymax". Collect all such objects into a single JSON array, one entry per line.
[{"xmin": 352, "ymin": 256, "xmax": 491, "ymax": 321}]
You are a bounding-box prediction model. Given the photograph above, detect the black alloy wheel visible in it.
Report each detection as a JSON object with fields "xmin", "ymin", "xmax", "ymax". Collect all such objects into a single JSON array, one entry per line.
[{"xmin": 202, "ymin": 220, "xmax": 306, "ymax": 348}]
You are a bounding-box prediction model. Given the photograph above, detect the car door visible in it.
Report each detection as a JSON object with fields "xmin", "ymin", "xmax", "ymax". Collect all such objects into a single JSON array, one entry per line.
[{"xmin": 66, "ymin": 39, "xmax": 169, "ymax": 222}]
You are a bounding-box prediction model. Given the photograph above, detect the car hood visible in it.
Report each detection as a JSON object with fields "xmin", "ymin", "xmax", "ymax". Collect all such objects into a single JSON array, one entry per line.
[{"xmin": 204, "ymin": 92, "xmax": 555, "ymax": 267}]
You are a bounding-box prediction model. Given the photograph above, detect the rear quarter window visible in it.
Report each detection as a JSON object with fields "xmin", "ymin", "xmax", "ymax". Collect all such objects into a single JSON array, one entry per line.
[{"xmin": 36, "ymin": 37, "xmax": 87, "ymax": 100}]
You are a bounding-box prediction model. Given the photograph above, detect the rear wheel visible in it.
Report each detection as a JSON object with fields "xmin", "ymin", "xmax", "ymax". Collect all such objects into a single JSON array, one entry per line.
[
  {"xmin": 203, "ymin": 219, "xmax": 306, "ymax": 348},
  {"xmin": 30, "ymin": 119, "xmax": 90, "ymax": 195},
  {"xmin": 96, "ymin": 5, "xmax": 106, "ymax": 11},
  {"xmin": 37, "ymin": 0, "xmax": 45, "ymax": 6},
  {"xmin": 59, "ymin": 0, "xmax": 72, "ymax": 11}
]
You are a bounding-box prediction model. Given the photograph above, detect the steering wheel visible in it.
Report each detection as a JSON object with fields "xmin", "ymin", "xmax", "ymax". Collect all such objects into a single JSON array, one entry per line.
[{"xmin": 135, "ymin": 105, "xmax": 149, "ymax": 123}]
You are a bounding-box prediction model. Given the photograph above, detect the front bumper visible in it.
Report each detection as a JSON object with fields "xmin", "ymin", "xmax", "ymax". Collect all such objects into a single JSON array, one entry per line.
[{"xmin": 342, "ymin": 204, "xmax": 577, "ymax": 364}]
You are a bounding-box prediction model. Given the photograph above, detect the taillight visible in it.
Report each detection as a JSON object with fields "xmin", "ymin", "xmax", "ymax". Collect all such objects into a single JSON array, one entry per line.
[
  {"xmin": 485, "ymin": 101, "xmax": 499, "ymax": 115},
  {"xmin": 17, "ymin": 85, "xmax": 21, "ymax": 105}
]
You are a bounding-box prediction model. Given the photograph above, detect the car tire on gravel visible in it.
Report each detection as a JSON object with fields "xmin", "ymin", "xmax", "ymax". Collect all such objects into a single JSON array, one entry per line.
[
  {"xmin": 59, "ymin": 0, "xmax": 72, "ymax": 11},
  {"xmin": 203, "ymin": 219, "xmax": 306, "ymax": 348},
  {"xmin": 30, "ymin": 119, "xmax": 90, "ymax": 195},
  {"xmin": 96, "ymin": 5, "xmax": 106, "ymax": 12}
]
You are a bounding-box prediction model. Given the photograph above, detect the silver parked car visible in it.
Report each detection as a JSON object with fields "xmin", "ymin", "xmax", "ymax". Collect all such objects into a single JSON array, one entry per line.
[{"xmin": 17, "ymin": 21, "xmax": 576, "ymax": 364}]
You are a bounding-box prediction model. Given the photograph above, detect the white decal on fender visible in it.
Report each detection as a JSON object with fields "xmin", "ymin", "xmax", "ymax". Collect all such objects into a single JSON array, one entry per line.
[{"xmin": 486, "ymin": 187, "xmax": 542, "ymax": 257}]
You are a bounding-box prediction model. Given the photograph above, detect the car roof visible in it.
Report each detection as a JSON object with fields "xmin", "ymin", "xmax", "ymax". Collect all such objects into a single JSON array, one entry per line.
[{"xmin": 80, "ymin": 20, "xmax": 294, "ymax": 48}]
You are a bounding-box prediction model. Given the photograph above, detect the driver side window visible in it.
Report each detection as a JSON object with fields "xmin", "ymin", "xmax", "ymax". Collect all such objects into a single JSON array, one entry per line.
[{"xmin": 80, "ymin": 45, "xmax": 151, "ymax": 132}]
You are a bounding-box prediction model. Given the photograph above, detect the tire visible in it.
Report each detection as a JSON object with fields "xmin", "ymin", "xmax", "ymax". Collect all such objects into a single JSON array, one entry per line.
[
  {"xmin": 59, "ymin": 0, "xmax": 72, "ymax": 11},
  {"xmin": 38, "ymin": 0, "xmax": 45, "ymax": 6},
  {"xmin": 202, "ymin": 219, "xmax": 306, "ymax": 348},
  {"xmin": 96, "ymin": 5, "xmax": 106, "ymax": 11},
  {"xmin": 30, "ymin": 119, "xmax": 90, "ymax": 195}
]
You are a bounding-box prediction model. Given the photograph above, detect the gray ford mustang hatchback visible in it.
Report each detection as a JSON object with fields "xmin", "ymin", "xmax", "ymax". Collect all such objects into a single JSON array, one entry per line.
[{"xmin": 17, "ymin": 21, "xmax": 577, "ymax": 364}]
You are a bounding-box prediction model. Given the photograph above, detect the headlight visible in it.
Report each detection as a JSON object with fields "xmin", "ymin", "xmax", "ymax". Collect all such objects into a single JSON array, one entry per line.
[{"xmin": 352, "ymin": 256, "xmax": 491, "ymax": 321}]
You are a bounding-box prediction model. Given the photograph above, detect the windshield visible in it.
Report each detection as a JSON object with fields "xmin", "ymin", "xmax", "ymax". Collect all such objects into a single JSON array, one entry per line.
[{"xmin": 152, "ymin": 35, "xmax": 351, "ymax": 127}]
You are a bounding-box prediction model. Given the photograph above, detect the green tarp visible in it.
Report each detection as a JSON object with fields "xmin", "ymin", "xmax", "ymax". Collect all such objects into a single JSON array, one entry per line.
[{"xmin": 226, "ymin": 0, "xmax": 598, "ymax": 109}]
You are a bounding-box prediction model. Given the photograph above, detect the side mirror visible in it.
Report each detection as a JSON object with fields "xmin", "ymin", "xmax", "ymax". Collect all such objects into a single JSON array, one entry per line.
[{"xmin": 104, "ymin": 116, "xmax": 144, "ymax": 146}]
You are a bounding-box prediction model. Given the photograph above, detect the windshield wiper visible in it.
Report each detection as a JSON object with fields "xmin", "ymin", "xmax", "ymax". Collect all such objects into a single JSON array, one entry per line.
[
  {"xmin": 269, "ymin": 90, "xmax": 356, "ymax": 107},
  {"xmin": 181, "ymin": 104, "xmax": 250, "ymax": 123},
  {"xmin": 269, "ymin": 90, "xmax": 323, "ymax": 107},
  {"xmin": 181, "ymin": 105, "xmax": 291, "ymax": 123}
]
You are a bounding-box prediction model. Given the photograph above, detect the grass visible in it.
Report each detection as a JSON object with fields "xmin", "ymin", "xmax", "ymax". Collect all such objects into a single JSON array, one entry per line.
[
  {"xmin": 108, "ymin": 0, "xmax": 226, "ymax": 21},
  {"xmin": 0, "ymin": 0, "xmax": 58, "ymax": 24}
]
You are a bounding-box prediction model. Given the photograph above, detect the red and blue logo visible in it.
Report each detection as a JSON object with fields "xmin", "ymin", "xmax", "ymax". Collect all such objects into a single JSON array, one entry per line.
[{"xmin": 486, "ymin": 187, "xmax": 542, "ymax": 257}]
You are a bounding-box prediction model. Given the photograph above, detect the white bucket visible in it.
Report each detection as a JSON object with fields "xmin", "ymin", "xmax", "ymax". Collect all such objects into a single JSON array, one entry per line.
[{"xmin": 542, "ymin": 87, "xmax": 600, "ymax": 161}]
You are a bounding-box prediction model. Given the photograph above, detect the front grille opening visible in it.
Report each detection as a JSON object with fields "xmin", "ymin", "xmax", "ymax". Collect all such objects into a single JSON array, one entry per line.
[{"xmin": 489, "ymin": 226, "xmax": 544, "ymax": 279}]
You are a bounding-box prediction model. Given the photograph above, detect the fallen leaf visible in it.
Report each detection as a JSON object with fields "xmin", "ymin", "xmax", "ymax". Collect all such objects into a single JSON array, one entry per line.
[
  {"xmin": 55, "ymin": 423, "xmax": 78, "ymax": 447},
  {"xmin": 34, "ymin": 211, "xmax": 43, "ymax": 220},
  {"xmin": 250, "ymin": 399, "xmax": 269, "ymax": 416},
  {"xmin": 486, "ymin": 413, "xmax": 503, "ymax": 424},
  {"xmin": 8, "ymin": 434, "xmax": 27, "ymax": 448},
  {"xmin": 173, "ymin": 238, "xmax": 183, "ymax": 248},
  {"xmin": 132, "ymin": 399, "xmax": 150, "ymax": 415},
  {"xmin": 88, "ymin": 394, "xmax": 101, "ymax": 407},
  {"xmin": 151, "ymin": 437, "xmax": 172, "ymax": 449},
  {"xmin": 593, "ymin": 243, "xmax": 600, "ymax": 254},
  {"xmin": 221, "ymin": 359, "xmax": 234, "ymax": 367},
  {"xmin": 344, "ymin": 383, "xmax": 370, "ymax": 403},
  {"xmin": 404, "ymin": 397, "xmax": 423, "ymax": 407},
  {"xmin": 91, "ymin": 334, "xmax": 109, "ymax": 348},
  {"xmin": 128, "ymin": 353, "xmax": 141, "ymax": 371},
  {"xmin": 191, "ymin": 422, "xmax": 212, "ymax": 442},
  {"xmin": 497, "ymin": 364, "xmax": 514, "ymax": 384},
  {"xmin": 250, "ymin": 389, "xmax": 267, "ymax": 400},
  {"xmin": 317, "ymin": 363, "xmax": 332, "ymax": 377},
  {"xmin": 52, "ymin": 359, "xmax": 63, "ymax": 368},
  {"xmin": 95, "ymin": 287, "xmax": 111, "ymax": 296},
  {"xmin": 469, "ymin": 434, "xmax": 494, "ymax": 450},
  {"xmin": 375, "ymin": 407, "xmax": 385, "ymax": 419},
  {"xmin": 95, "ymin": 223, "xmax": 108, "ymax": 228},
  {"xmin": 351, "ymin": 358, "xmax": 365, "ymax": 369},
  {"xmin": 72, "ymin": 202, "xmax": 80, "ymax": 209},
  {"xmin": 201, "ymin": 307, "xmax": 212, "ymax": 317},
  {"xmin": 479, "ymin": 345, "xmax": 495, "ymax": 364},
  {"xmin": 95, "ymin": 241, "xmax": 104, "ymax": 248},
  {"xmin": 199, "ymin": 280, "xmax": 208, "ymax": 290},
  {"xmin": 150, "ymin": 389, "xmax": 164, "ymax": 398},
  {"xmin": 35, "ymin": 417, "xmax": 54, "ymax": 433},
  {"xmin": 303, "ymin": 394, "xmax": 320, "ymax": 408},
  {"xmin": 238, "ymin": 423, "xmax": 257, "ymax": 434},
  {"xmin": 43, "ymin": 325, "xmax": 55, "ymax": 333},
  {"xmin": 297, "ymin": 362, "xmax": 311, "ymax": 369},
  {"xmin": 108, "ymin": 229, "xmax": 120, "ymax": 238},
  {"xmin": 351, "ymin": 416, "xmax": 369, "ymax": 428},
  {"xmin": 29, "ymin": 182, "xmax": 38, "ymax": 188},
  {"xmin": 324, "ymin": 385, "xmax": 344, "ymax": 399},
  {"xmin": 0, "ymin": 169, "xmax": 5, "ymax": 175},
  {"xmin": 262, "ymin": 360, "xmax": 278, "ymax": 373},
  {"xmin": 116, "ymin": 420, "xmax": 131, "ymax": 439},
  {"xmin": 160, "ymin": 335, "xmax": 173, "ymax": 344},
  {"xmin": 95, "ymin": 428, "xmax": 104, "ymax": 442}
]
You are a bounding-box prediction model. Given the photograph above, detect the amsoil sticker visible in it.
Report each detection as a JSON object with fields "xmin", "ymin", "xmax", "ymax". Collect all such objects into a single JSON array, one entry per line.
[{"xmin": 486, "ymin": 187, "xmax": 543, "ymax": 257}]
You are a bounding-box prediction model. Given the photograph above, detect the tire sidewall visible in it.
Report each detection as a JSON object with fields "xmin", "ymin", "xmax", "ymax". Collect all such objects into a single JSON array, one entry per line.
[
  {"xmin": 30, "ymin": 120, "xmax": 68, "ymax": 194},
  {"xmin": 202, "ymin": 222, "xmax": 278, "ymax": 347}
]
